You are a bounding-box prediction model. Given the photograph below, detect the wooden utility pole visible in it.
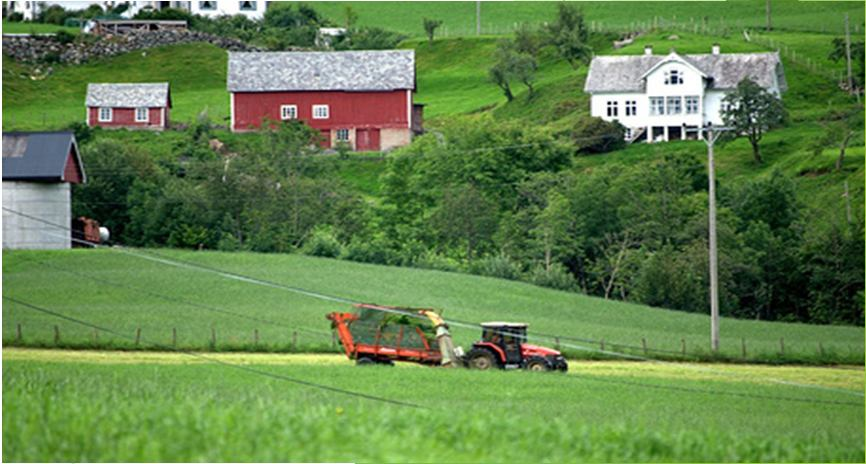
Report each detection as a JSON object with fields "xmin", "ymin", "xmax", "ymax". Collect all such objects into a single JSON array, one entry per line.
[
  {"xmin": 765, "ymin": 0, "xmax": 771, "ymax": 31},
  {"xmin": 844, "ymin": 13, "xmax": 858, "ymax": 101},
  {"xmin": 476, "ymin": 1, "xmax": 481, "ymax": 36},
  {"xmin": 701, "ymin": 126, "xmax": 728, "ymax": 353}
]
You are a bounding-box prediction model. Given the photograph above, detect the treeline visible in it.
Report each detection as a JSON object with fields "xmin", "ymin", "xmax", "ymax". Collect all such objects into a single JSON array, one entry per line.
[{"xmin": 72, "ymin": 118, "xmax": 863, "ymax": 326}]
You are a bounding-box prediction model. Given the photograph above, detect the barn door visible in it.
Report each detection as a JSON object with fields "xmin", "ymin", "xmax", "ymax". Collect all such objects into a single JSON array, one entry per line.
[
  {"xmin": 356, "ymin": 129, "xmax": 370, "ymax": 151},
  {"xmin": 319, "ymin": 130, "xmax": 331, "ymax": 149}
]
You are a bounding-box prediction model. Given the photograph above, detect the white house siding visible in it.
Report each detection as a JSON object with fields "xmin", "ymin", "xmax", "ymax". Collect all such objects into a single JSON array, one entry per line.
[
  {"xmin": 703, "ymin": 90, "xmax": 728, "ymax": 126},
  {"xmin": 2, "ymin": 181, "xmax": 71, "ymax": 249},
  {"xmin": 189, "ymin": 1, "xmax": 266, "ymax": 19}
]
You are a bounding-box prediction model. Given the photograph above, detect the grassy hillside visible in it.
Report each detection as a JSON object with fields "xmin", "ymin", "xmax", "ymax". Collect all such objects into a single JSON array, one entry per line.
[
  {"xmin": 4, "ymin": 351, "xmax": 863, "ymax": 462},
  {"xmin": 312, "ymin": 1, "xmax": 864, "ymax": 37},
  {"xmin": 3, "ymin": 249, "xmax": 863, "ymax": 362},
  {"xmin": 1, "ymin": 20, "xmax": 80, "ymax": 34}
]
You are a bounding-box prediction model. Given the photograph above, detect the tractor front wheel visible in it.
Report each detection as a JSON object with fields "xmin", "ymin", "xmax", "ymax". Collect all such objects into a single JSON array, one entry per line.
[
  {"xmin": 466, "ymin": 348, "xmax": 498, "ymax": 370},
  {"xmin": 525, "ymin": 356, "xmax": 552, "ymax": 372}
]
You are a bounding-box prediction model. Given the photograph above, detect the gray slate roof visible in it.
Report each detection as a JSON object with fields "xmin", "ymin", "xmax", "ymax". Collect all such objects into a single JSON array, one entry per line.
[
  {"xmin": 227, "ymin": 50, "xmax": 415, "ymax": 92},
  {"xmin": 85, "ymin": 83, "xmax": 171, "ymax": 107},
  {"xmin": 585, "ymin": 52, "xmax": 786, "ymax": 93},
  {"xmin": 2, "ymin": 131, "xmax": 85, "ymax": 183}
]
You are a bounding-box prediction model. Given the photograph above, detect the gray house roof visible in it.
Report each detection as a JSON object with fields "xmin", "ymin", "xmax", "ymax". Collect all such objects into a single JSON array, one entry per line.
[
  {"xmin": 227, "ymin": 50, "xmax": 415, "ymax": 92},
  {"xmin": 2, "ymin": 131, "xmax": 85, "ymax": 183},
  {"xmin": 85, "ymin": 83, "xmax": 171, "ymax": 107},
  {"xmin": 585, "ymin": 51, "xmax": 786, "ymax": 93}
]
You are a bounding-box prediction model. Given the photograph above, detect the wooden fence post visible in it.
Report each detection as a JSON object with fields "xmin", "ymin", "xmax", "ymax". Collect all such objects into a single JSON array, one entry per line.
[
  {"xmin": 54, "ymin": 325, "xmax": 60, "ymax": 345},
  {"xmin": 741, "ymin": 338, "xmax": 747, "ymax": 358},
  {"xmin": 641, "ymin": 338, "xmax": 648, "ymax": 356},
  {"xmin": 172, "ymin": 328, "xmax": 177, "ymax": 348},
  {"xmin": 818, "ymin": 342, "xmax": 824, "ymax": 357},
  {"xmin": 554, "ymin": 337, "xmax": 560, "ymax": 351},
  {"xmin": 292, "ymin": 331, "xmax": 298, "ymax": 351},
  {"xmin": 211, "ymin": 327, "xmax": 216, "ymax": 349},
  {"xmin": 135, "ymin": 328, "xmax": 141, "ymax": 347},
  {"xmin": 93, "ymin": 328, "xmax": 99, "ymax": 344},
  {"xmin": 254, "ymin": 328, "xmax": 259, "ymax": 346},
  {"xmin": 600, "ymin": 338, "xmax": 605, "ymax": 352},
  {"xmin": 681, "ymin": 338, "xmax": 686, "ymax": 356},
  {"xmin": 16, "ymin": 324, "xmax": 22, "ymax": 343},
  {"xmin": 779, "ymin": 337, "xmax": 785, "ymax": 356}
]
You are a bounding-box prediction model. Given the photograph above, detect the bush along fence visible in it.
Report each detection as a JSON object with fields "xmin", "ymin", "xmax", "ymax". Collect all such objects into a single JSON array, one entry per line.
[{"xmin": 5, "ymin": 322, "xmax": 863, "ymax": 365}]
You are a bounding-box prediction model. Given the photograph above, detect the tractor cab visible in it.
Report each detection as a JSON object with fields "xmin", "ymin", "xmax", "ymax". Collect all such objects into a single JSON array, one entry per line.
[{"xmin": 465, "ymin": 322, "xmax": 568, "ymax": 372}]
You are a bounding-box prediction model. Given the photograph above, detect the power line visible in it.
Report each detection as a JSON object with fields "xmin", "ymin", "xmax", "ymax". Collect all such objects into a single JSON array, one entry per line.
[
  {"xmin": 4, "ymin": 296, "xmax": 425, "ymax": 409},
  {"xmin": 4, "ymin": 206, "xmax": 863, "ymax": 398}
]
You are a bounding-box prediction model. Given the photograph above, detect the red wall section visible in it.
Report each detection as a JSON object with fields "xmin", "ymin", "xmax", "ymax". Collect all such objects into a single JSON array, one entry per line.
[
  {"xmin": 63, "ymin": 150, "xmax": 83, "ymax": 184},
  {"xmin": 88, "ymin": 107, "xmax": 166, "ymax": 129},
  {"xmin": 232, "ymin": 90, "xmax": 409, "ymax": 131}
]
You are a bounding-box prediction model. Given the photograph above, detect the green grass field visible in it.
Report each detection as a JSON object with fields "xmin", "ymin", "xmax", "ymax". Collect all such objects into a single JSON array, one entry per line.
[
  {"xmin": 311, "ymin": 1, "xmax": 864, "ymax": 37},
  {"xmin": 3, "ymin": 349, "xmax": 863, "ymax": 462},
  {"xmin": 3, "ymin": 249, "xmax": 863, "ymax": 363},
  {"xmin": 1, "ymin": 20, "xmax": 80, "ymax": 35}
]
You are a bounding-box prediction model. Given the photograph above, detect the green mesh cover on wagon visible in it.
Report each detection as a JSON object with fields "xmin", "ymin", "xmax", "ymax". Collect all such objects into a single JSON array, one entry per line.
[{"xmin": 348, "ymin": 307, "xmax": 436, "ymax": 350}]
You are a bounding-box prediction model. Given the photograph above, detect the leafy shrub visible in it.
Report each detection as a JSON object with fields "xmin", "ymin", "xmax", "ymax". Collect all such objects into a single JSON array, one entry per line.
[
  {"xmin": 468, "ymin": 253, "xmax": 524, "ymax": 280},
  {"xmin": 7, "ymin": 12, "xmax": 24, "ymax": 22},
  {"xmin": 413, "ymin": 250, "xmax": 462, "ymax": 273},
  {"xmin": 333, "ymin": 27, "xmax": 406, "ymax": 50},
  {"xmin": 342, "ymin": 236, "xmax": 398, "ymax": 265},
  {"xmin": 568, "ymin": 117, "xmax": 626, "ymax": 154},
  {"xmin": 301, "ymin": 226, "xmax": 343, "ymax": 258},
  {"xmin": 525, "ymin": 263, "xmax": 578, "ymax": 291},
  {"xmin": 54, "ymin": 30, "xmax": 76, "ymax": 45}
]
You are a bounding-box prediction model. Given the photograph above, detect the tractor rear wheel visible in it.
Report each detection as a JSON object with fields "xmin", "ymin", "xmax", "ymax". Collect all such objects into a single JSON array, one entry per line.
[
  {"xmin": 525, "ymin": 356, "xmax": 552, "ymax": 372},
  {"xmin": 356, "ymin": 356, "xmax": 376, "ymax": 366},
  {"xmin": 466, "ymin": 348, "xmax": 498, "ymax": 370}
]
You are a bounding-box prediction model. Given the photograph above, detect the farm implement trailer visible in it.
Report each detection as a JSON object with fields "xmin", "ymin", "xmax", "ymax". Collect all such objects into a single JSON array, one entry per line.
[{"xmin": 327, "ymin": 304, "xmax": 567, "ymax": 372}]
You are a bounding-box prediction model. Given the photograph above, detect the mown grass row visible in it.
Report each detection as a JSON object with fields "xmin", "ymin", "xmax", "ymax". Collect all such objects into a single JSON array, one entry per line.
[{"xmin": 3, "ymin": 355, "xmax": 863, "ymax": 462}]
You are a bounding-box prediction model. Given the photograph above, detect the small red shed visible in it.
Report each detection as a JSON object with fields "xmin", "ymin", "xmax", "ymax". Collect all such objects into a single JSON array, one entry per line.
[
  {"xmin": 85, "ymin": 83, "xmax": 171, "ymax": 130},
  {"xmin": 227, "ymin": 50, "xmax": 419, "ymax": 151}
]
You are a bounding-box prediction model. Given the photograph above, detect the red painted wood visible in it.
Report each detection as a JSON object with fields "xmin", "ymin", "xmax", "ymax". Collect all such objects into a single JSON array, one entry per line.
[
  {"xmin": 88, "ymin": 106, "xmax": 167, "ymax": 129},
  {"xmin": 355, "ymin": 128, "xmax": 380, "ymax": 151},
  {"xmin": 63, "ymin": 149, "xmax": 83, "ymax": 184},
  {"xmin": 232, "ymin": 90, "xmax": 410, "ymax": 132},
  {"xmin": 319, "ymin": 129, "xmax": 331, "ymax": 149}
]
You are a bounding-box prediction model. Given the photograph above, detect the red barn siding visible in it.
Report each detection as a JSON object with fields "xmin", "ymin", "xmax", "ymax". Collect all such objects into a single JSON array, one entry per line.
[
  {"xmin": 63, "ymin": 149, "xmax": 83, "ymax": 184},
  {"xmin": 232, "ymin": 90, "xmax": 410, "ymax": 132},
  {"xmin": 88, "ymin": 106, "xmax": 167, "ymax": 129}
]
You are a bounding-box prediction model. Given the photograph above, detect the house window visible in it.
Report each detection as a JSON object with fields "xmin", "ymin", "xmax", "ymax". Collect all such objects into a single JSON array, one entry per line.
[
  {"xmin": 98, "ymin": 107, "xmax": 112, "ymax": 122},
  {"xmin": 650, "ymin": 97, "xmax": 665, "ymax": 115},
  {"xmin": 135, "ymin": 107, "xmax": 149, "ymax": 122},
  {"xmin": 312, "ymin": 104, "xmax": 329, "ymax": 119},
  {"xmin": 336, "ymin": 128, "xmax": 350, "ymax": 142},
  {"xmin": 625, "ymin": 100, "xmax": 637, "ymax": 116},
  {"xmin": 199, "ymin": 1, "xmax": 217, "ymax": 10},
  {"xmin": 685, "ymin": 96, "xmax": 700, "ymax": 114},
  {"xmin": 239, "ymin": 1, "xmax": 256, "ymax": 11},
  {"xmin": 664, "ymin": 69, "xmax": 683, "ymax": 85},
  {"xmin": 280, "ymin": 104, "xmax": 297, "ymax": 120},
  {"xmin": 606, "ymin": 100, "xmax": 618, "ymax": 117},
  {"xmin": 666, "ymin": 96, "xmax": 682, "ymax": 115}
]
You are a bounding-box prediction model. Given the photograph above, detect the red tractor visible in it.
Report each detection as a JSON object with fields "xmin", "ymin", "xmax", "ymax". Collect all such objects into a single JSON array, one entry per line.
[{"xmin": 465, "ymin": 322, "xmax": 568, "ymax": 372}]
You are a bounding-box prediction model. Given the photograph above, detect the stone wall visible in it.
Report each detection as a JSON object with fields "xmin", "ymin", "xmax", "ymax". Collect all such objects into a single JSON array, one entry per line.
[{"xmin": 2, "ymin": 30, "xmax": 263, "ymax": 65}]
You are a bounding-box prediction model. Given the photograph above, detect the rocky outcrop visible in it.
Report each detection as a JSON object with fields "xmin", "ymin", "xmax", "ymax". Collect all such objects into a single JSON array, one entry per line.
[{"xmin": 2, "ymin": 30, "xmax": 263, "ymax": 64}]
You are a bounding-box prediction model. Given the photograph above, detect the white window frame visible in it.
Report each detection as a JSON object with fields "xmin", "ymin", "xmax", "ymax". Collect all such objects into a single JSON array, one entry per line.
[
  {"xmin": 280, "ymin": 104, "xmax": 297, "ymax": 120},
  {"xmin": 336, "ymin": 128, "xmax": 350, "ymax": 142},
  {"xmin": 650, "ymin": 97, "xmax": 665, "ymax": 116},
  {"xmin": 666, "ymin": 96, "xmax": 682, "ymax": 115},
  {"xmin": 685, "ymin": 96, "xmax": 700, "ymax": 114},
  {"xmin": 312, "ymin": 104, "xmax": 329, "ymax": 119},
  {"xmin": 606, "ymin": 100, "xmax": 618, "ymax": 117},
  {"xmin": 98, "ymin": 107, "xmax": 112, "ymax": 122},
  {"xmin": 625, "ymin": 100, "xmax": 637, "ymax": 116},
  {"xmin": 135, "ymin": 107, "xmax": 149, "ymax": 122},
  {"xmin": 239, "ymin": 0, "xmax": 257, "ymax": 11}
]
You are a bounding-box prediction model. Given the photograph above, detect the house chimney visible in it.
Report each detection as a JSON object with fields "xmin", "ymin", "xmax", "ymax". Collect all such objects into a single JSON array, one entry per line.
[
  {"xmin": 712, "ymin": 43, "xmax": 720, "ymax": 55},
  {"xmin": 644, "ymin": 45, "xmax": 653, "ymax": 55}
]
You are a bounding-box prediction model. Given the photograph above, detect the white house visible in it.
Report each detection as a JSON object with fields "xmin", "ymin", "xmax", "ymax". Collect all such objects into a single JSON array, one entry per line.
[
  {"xmin": 584, "ymin": 44, "xmax": 787, "ymax": 143},
  {"xmin": 127, "ymin": 1, "xmax": 266, "ymax": 20},
  {"xmin": 2, "ymin": 131, "xmax": 86, "ymax": 249}
]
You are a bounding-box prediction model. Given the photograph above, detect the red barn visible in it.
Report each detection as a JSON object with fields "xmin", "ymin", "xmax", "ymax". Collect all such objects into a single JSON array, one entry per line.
[
  {"xmin": 228, "ymin": 50, "xmax": 419, "ymax": 151},
  {"xmin": 85, "ymin": 83, "xmax": 171, "ymax": 130}
]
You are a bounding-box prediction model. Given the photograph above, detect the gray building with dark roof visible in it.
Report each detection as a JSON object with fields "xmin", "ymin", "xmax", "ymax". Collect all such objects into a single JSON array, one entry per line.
[
  {"xmin": 2, "ymin": 131, "xmax": 86, "ymax": 249},
  {"xmin": 584, "ymin": 44, "xmax": 786, "ymax": 143}
]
